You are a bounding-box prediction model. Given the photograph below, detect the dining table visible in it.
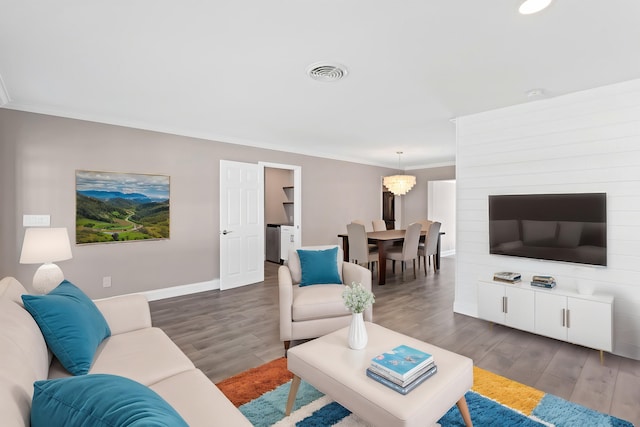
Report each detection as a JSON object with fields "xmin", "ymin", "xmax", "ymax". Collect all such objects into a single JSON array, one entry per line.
[{"xmin": 337, "ymin": 229, "xmax": 444, "ymax": 285}]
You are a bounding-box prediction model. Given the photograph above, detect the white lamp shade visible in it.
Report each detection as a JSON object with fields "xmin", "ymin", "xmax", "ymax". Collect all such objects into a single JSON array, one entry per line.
[{"xmin": 20, "ymin": 227, "xmax": 72, "ymax": 264}]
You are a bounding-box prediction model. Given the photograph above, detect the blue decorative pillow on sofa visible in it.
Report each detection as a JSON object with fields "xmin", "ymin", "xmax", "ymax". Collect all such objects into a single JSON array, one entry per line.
[
  {"xmin": 31, "ymin": 374, "xmax": 188, "ymax": 427},
  {"xmin": 22, "ymin": 280, "xmax": 111, "ymax": 375},
  {"xmin": 297, "ymin": 247, "xmax": 342, "ymax": 286}
]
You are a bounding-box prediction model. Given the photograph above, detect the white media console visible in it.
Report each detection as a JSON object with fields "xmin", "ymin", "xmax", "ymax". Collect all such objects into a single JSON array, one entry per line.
[{"xmin": 477, "ymin": 279, "xmax": 613, "ymax": 361}]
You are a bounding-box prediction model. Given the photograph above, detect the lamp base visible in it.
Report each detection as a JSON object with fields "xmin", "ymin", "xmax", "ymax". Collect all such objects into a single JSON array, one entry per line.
[{"xmin": 33, "ymin": 263, "xmax": 64, "ymax": 294}]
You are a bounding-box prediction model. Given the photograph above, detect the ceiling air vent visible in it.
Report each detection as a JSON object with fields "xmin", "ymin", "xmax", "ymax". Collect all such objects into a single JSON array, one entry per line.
[{"xmin": 306, "ymin": 62, "xmax": 348, "ymax": 82}]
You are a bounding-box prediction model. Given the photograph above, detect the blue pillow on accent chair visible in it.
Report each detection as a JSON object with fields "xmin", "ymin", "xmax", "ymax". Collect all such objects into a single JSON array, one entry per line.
[
  {"xmin": 21, "ymin": 280, "xmax": 111, "ymax": 375},
  {"xmin": 31, "ymin": 374, "xmax": 188, "ymax": 427},
  {"xmin": 296, "ymin": 247, "xmax": 342, "ymax": 286}
]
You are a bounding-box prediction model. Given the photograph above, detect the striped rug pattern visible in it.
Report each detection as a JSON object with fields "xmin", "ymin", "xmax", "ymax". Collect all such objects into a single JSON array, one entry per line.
[{"xmin": 216, "ymin": 358, "xmax": 633, "ymax": 427}]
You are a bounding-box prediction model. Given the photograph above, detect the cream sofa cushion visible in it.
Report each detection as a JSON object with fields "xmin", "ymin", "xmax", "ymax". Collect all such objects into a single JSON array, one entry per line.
[
  {"xmin": 0, "ymin": 283, "xmax": 50, "ymax": 427},
  {"xmin": 48, "ymin": 327, "xmax": 194, "ymax": 386},
  {"xmin": 151, "ymin": 369, "xmax": 253, "ymax": 427},
  {"xmin": 292, "ymin": 284, "xmax": 350, "ymax": 321}
]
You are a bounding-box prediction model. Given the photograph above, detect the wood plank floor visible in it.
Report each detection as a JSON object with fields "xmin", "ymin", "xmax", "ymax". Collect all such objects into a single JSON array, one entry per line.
[{"xmin": 150, "ymin": 257, "xmax": 640, "ymax": 425}]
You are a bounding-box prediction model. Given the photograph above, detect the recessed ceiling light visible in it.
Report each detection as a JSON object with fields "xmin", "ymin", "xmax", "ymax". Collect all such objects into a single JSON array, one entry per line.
[
  {"xmin": 307, "ymin": 62, "xmax": 348, "ymax": 82},
  {"xmin": 519, "ymin": 0, "xmax": 553, "ymax": 15},
  {"xmin": 526, "ymin": 88, "xmax": 545, "ymax": 98}
]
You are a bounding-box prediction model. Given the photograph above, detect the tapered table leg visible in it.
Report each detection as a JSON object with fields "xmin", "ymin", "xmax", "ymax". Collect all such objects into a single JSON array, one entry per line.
[
  {"xmin": 456, "ymin": 396, "xmax": 473, "ymax": 426},
  {"xmin": 285, "ymin": 375, "xmax": 301, "ymax": 416}
]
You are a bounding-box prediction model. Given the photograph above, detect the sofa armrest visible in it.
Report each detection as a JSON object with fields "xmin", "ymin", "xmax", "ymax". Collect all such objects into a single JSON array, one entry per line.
[
  {"xmin": 342, "ymin": 262, "xmax": 373, "ymax": 322},
  {"xmin": 94, "ymin": 294, "xmax": 152, "ymax": 336},
  {"xmin": 278, "ymin": 265, "xmax": 294, "ymax": 341}
]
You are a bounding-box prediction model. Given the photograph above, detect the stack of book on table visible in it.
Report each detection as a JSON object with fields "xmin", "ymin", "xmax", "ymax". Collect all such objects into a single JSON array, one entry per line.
[
  {"xmin": 366, "ymin": 344, "xmax": 437, "ymax": 395},
  {"xmin": 493, "ymin": 271, "xmax": 521, "ymax": 283},
  {"xmin": 531, "ymin": 275, "xmax": 556, "ymax": 288}
]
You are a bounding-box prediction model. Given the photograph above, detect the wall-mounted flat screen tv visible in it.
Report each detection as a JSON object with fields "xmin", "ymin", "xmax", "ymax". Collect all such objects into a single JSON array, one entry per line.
[{"xmin": 489, "ymin": 193, "xmax": 607, "ymax": 266}]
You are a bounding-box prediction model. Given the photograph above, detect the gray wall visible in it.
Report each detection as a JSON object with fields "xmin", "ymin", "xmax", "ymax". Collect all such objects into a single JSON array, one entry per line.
[
  {"xmin": 264, "ymin": 168, "xmax": 293, "ymax": 225},
  {"xmin": 402, "ymin": 165, "xmax": 456, "ymax": 226},
  {"xmin": 0, "ymin": 109, "xmax": 400, "ymax": 298}
]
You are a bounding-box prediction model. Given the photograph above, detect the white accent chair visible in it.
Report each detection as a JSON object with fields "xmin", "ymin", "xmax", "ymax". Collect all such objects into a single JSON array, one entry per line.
[
  {"xmin": 418, "ymin": 221, "xmax": 442, "ymax": 274},
  {"xmin": 278, "ymin": 245, "xmax": 373, "ymax": 351},
  {"xmin": 385, "ymin": 222, "xmax": 422, "ymax": 280},
  {"xmin": 347, "ymin": 222, "xmax": 378, "ymax": 276}
]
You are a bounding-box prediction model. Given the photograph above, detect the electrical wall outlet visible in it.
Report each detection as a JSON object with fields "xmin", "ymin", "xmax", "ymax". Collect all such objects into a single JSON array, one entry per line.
[{"xmin": 102, "ymin": 276, "xmax": 112, "ymax": 288}]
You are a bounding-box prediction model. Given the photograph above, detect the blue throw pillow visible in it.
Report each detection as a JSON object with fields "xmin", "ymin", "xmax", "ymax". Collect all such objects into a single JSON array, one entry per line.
[
  {"xmin": 297, "ymin": 247, "xmax": 342, "ymax": 286},
  {"xmin": 31, "ymin": 374, "xmax": 188, "ymax": 427},
  {"xmin": 22, "ymin": 280, "xmax": 111, "ymax": 376}
]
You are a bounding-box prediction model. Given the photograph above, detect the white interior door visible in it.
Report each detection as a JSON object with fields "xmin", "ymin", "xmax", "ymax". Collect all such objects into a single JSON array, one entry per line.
[{"xmin": 219, "ymin": 160, "xmax": 264, "ymax": 290}]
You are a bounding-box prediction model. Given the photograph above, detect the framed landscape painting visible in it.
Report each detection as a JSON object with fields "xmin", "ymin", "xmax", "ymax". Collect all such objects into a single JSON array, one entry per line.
[{"xmin": 76, "ymin": 170, "xmax": 170, "ymax": 244}]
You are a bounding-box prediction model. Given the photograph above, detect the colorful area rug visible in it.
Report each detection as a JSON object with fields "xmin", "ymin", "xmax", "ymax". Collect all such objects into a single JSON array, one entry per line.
[{"xmin": 216, "ymin": 358, "xmax": 633, "ymax": 427}]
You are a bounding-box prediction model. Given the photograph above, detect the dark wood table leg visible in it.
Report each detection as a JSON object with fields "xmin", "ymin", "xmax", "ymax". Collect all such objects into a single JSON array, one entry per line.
[
  {"xmin": 341, "ymin": 236, "xmax": 349, "ymax": 262},
  {"xmin": 377, "ymin": 240, "xmax": 387, "ymax": 285},
  {"xmin": 435, "ymin": 233, "xmax": 442, "ymax": 271}
]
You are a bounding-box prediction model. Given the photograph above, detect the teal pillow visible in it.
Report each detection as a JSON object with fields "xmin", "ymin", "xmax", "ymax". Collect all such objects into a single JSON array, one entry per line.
[
  {"xmin": 297, "ymin": 247, "xmax": 342, "ymax": 286},
  {"xmin": 31, "ymin": 374, "xmax": 188, "ymax": 427},
  {"xmin": 22, "ymin": 280, "xmax": 111, "ymax": 375}
]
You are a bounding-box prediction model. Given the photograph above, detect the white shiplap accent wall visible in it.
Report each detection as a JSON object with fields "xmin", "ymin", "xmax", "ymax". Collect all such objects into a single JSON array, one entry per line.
[{"xmin": 455, "ymin": 78, "xmax": 640, "ymax": 360}]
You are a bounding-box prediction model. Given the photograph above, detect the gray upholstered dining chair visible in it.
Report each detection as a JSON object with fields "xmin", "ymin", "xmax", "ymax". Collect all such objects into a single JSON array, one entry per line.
[
  {"xmin": 385, "ymin": 222, "xmax": 422, "ymax": 280},
  {"xmin": 352, "ymin": 219, "xmax": 373, "ymax": 232},
  {"xmin": 418, "ymin": 221, "xmax": 442, "ymax": 274},
  {"xmin": 417, "ymin": 219, "xmax": 433, "ymax": 268},
  {"xmin": 278, "ymin": 245, "xmax": 373, "ymax": 351},
  {"xmin": 347, "ymin": 222, "xmax": 378, "ymax": 275},
  {"xmin": 372, "ymin": 219, "xmax": 387, "ymax": 231}
]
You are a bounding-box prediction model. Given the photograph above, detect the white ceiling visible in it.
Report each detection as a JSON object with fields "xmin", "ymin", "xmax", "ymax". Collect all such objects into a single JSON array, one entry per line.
[{"xmin": 2, "ymin": 1, "xmax": 640, "ymax": 169}]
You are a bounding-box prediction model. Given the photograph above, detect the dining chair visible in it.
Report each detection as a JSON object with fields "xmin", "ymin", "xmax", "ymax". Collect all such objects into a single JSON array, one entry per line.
[
  {"xmin": 417, "ymin": 219, "xmax": 433, "ymax": 267},
  {"xmin": 347, "ymin": 222, "xmax": 379, "ymax": 276},
  {"xmin": 418, "ymin": 221, "xmax": 442, "ymax": 274},
  {"xmin": 352, "ymin": 219, "xmax": 373, "ymax": 232},
  {"xmin": 385, "ymin": 222, "xmax": 422, "ymax": 281},
  {"xmin": 417, "ymin": 219, "xmax": 433, "ymax": 231},
  {"xmin": 372, "ymin": 219, "xmax": 387, "ymax": 231}
]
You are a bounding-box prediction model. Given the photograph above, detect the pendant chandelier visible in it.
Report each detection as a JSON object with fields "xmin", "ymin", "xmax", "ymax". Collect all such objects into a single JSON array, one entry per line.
[{"xmin": 383, "ymin": 152, "xmax": 416, "ymax": 196}]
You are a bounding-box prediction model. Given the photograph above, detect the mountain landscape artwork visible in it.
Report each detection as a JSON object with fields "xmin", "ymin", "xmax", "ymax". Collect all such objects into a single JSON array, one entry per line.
[{"xmin": 76, "ymin": 170, "xmax": 170, "ymax": 244}]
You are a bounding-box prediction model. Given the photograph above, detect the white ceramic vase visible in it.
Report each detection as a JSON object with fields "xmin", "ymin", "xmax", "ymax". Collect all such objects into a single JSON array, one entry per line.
[{"xmin": 348, "ymin": 312, "xmax": 368, "ymax": 350}]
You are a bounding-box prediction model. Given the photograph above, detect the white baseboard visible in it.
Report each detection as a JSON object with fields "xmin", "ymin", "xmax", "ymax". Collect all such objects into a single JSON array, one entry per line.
[
  {"xmin": 142, "ymin": 279, "xmax": 220, "ymax": 301},
  {"xmin": 453, "ymin": 300, "xmax": 476, "ymax": 317}
]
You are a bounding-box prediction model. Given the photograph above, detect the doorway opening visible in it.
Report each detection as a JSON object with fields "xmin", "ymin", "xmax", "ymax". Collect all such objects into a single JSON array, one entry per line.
[{"xmin": 261, "ymin": 162, "xmax": 301, "ymax": 264}]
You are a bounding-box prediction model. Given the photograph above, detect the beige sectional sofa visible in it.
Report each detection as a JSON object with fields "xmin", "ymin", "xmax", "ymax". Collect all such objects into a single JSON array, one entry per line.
[{"xmin": 0, "ymin": 276, "xmax": 252, "ymax": 427}]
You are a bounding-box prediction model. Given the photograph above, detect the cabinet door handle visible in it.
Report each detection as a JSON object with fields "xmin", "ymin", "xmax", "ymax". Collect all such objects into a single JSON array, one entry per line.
[
  {"xmin": 562, "ymin": 308, "xmax": 565, "ymax": 327},
  {"xmin": 566, "ymin": 309, "xmax": 570, "ymax": 328},
  {"xmin": 502, "ymin": 296, "xmax": 508, "ymax": 313}
]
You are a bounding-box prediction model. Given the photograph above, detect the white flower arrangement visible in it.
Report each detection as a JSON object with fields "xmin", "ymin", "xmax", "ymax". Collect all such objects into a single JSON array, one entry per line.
[{"xmin": 342, "ymin": 282, "xmax": 375, "ymax": 314}]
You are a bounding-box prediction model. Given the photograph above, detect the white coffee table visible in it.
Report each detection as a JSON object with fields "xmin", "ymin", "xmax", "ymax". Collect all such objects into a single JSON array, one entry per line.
[{"xmin": 286, "ymin": 322, "xmax": 473, "ymax": 427}]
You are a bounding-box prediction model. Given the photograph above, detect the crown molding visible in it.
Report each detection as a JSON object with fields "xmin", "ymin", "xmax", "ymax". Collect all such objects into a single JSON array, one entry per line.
[{"xmin": 0, "ymin": 74, "xmax": 10, "ymax": 106}]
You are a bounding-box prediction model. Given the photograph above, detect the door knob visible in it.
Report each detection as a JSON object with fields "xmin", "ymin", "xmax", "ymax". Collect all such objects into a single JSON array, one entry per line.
[{"xmin": 221, "ymin": 230, "xmax": 232, "ymax": 235}]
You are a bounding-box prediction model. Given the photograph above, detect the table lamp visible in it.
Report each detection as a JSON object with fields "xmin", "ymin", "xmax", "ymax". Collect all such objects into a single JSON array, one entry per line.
[{"xmin": 20, "ymin": 227, "xmax": 73, "ymax": 294}]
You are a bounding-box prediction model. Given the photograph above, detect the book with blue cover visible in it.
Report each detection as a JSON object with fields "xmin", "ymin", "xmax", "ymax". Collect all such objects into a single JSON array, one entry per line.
[
  {"xmin": 368, "ymin": 361, "xmax": 436, "ymax": 387},
  {"xmin": 366, "ymin": 364, "xmax": 438, "ymax": 395},
  {"xmin": 370, "ymin": 344, "xmax": 434, "ymax": 381}
]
